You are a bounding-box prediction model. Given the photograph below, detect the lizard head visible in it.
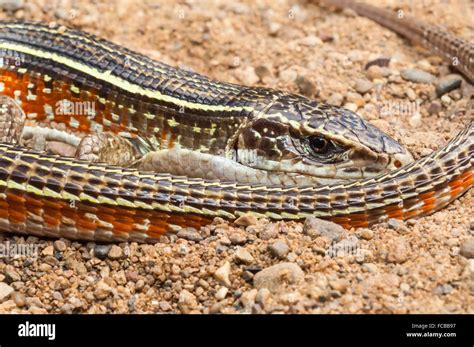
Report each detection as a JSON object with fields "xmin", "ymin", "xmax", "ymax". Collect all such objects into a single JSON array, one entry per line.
[{"xmin": 234, "ymin": 95, "xmax": 414, "ymax": 186}]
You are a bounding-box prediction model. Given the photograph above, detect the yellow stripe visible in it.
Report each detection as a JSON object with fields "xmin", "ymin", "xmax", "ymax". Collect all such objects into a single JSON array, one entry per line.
[{"xmin": 0, "ymin": 41, "xmax": 253, "ymax": 114}]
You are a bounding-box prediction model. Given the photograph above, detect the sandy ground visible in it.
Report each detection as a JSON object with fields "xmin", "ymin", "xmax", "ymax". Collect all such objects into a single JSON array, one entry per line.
[{"xmin": 0, "ymin": 0, "xmax": 473, "ymax": 313}]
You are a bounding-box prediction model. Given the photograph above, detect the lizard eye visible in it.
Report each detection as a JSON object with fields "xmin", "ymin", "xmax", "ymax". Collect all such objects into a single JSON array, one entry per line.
[{"xmin": 308, "ymin": 136, "xmax": 329, "ymax": 153}]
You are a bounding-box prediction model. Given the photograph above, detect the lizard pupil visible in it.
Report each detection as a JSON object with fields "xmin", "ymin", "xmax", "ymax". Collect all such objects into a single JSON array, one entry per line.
[{"xmin": 309, "ymin": 136, "xmax": 328, "ymax": 153}]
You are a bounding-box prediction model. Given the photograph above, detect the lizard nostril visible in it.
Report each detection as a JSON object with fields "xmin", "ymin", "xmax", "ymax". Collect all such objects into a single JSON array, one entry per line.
[{"xmin": 394, "ymin": 159, "xmax": 402, "ymax": 168}]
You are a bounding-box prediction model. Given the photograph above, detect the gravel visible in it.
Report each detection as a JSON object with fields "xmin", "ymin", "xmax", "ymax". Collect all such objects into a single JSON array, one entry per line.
[
  {"xmin": 267, "ymin": 240, "xmax": 290, "ymax": 259},
  {"xmin": 303, "ymin": 217, "xmax": 347, "ymax": 242},
  {"xmin": 460, "ymin": 240, "xmax": 474, "ymax": 259}
]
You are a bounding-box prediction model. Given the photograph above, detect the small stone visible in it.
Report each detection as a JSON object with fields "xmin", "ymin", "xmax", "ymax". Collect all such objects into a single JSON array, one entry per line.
[
  {"xmin": 299, "ymin": 35, "xmax": 322, "ymax": 46},
  {"xmin": 296, "ymin": 75, "xmax": 317, "ymax": 97},
  {"xmin": 256, "ymin": 288, "xmax": 271, "ymax": 307},
  {"xmin": 4, "ymin": 268, "xmax": 21, "ymax": 283},
  {"xmin": 53, "ymin": 240, "xmax": 67, "ymax": 252},
  {"xmin": 159, "ymin": 301, "xmax": 172, "ymax": 312},
  {"xmin": 327, "ymin": 92, "xmax": 344, "ymax": 106},
  {"xmin": 435, "ymin": 75, "xmax": 462, "ymax": 97},
  {"xmin": 428, "ymin": 101, "xmax": 442, "ymax": 115},
  {"xmin": 11, "ymin": 292, "xmax": 25, "ymax": 307},
  {"xmin": 400, "ymin": 283, "xmax": 410, "ymax": 293},
  {"xmin": 0, "ymin": 0, "xmax": 24, "ymax": 11},
  {"xmin": 108, "ymin": 245, "xmax": 123, "ymax": 259},
  {"xmin": 303, "ymin": 217, "xmax": 347, "ymax": 242},
  {"xmin": 354, "ymin": 79, "xmax": 374, "ymax": 94},
  {"xmin": 241, "ymin": 271, "xmax": 254, "ymax": 282},
  {"xmin": 409, "ymin": 111, "xmax": 422, "ymax": 128},
  {"xmin": 234, "ymin": 213, "xmax": 258, "ymax": 227},
  {"xmin": 253, "ymin": 262, "xmax": 304, "ymax": 293},
  {"xmin": 42, "ymin": 245, "xmax": 54, "ymax": 256},
  {"xmin": 178, "ymin": 290, "xmax": 197, "ymax": 312},
  {"xmin": 259, "ymin": 223, "xmax": 279, "ymax": 240},
  {"xmin": 235, "ymin": 247, "xmax": 255, "ymax": 265},
  {"xmin": 94, "ymin": 245, "xmax": 111, "ymax": 259},
  {"xmin": 235, "ymin": 66, "xmax": 259, "ymax": 86},
  {"xmin": 460, "ymin": 240, "xmax": 474, "ymax": 259},
  {"xmin": 440, "ymin": 94, "xmax": 452, "ymax": 105},
  {"xmin": 38, "ymin": 263, "xmax": 52, "ymax": 272},
  {"xmin": 385, "ymin": 240, "xmax": 410, "ymax": 264},
  {"xmin": 359, "ymin": 228, "xmax": 374, "ymax": 240},
  {"xmin": 93, "ymin": 281, "xmax": 112, "ymax": 300},
  {"xmin": 255, "ymin": 65, "xmax": 272, "ymax": 81},
  {"xmin": 229, "ymin": 232, "xmax": 247, "ymax": 245},
  {"xmin": 366, "ymin": 65, "xmax": 383, "ymax": 80},
  {"xmin": 362, "ymin": 263, "xmax": 378, "ymax": 273},
  {"xmin": 214, "ymin": 261, "xmax": 231, "ymax": 287},
  {"xmin": 0, "ymin": 283, "xmax": 14, "ymax": 302},
  {"xmin": 387, "ymin": 219, "xmax": 409, "ymax": 234},
  {"xmin": 432, "ymin": 284, "xmax": 454, "ymax": 295},
  {"xmin": 287, "ymin": 252, "xmax": 297, "ymax": 262},
  {"xmin": 177, "ymin": 228, "xmax": 203, "ymax": 242},
  {"xmin": 240, "ymin": 289, "xmax": 258, "ymax": 309},
  {"xmin": 268, "ymin": 240, "xmax": 290, "ymax": 259},
  {"xmin": 346, "ymin": 92, "xmax": 365, "ymax": 107},
  {"xmin": 329, "ymin": 279, "xmax": 350, "ymax": 293},
  {"xmin": 401, "ymin": 68, "xmax": 436, "ymax": 84},
  {"xmin": 326, "ymin": 236, "xmax": 359, "ymax": 257},
  {"xmin": 215, "ymin": 287, "xmax": 229, "ymax": 300},
  {"xmin": 365, "ymin": 57, "xmax": 391, "ymax": 70}
]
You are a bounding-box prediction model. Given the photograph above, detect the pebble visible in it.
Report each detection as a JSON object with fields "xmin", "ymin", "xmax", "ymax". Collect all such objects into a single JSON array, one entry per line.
[
  {"xmin": 387, "ymin": 219, "xmax": 409, "ymax": 234},
  {"xmin": 268, "ymin": 240, "xmax": 290, "ymax": 259},
  {"xmin": 365, "ymin": 57, "xmax": 391, "ymax": 69},
  {"xmin": 11, "ymin": 292, "xmax": 26, "ymax": 307},
  {"xmin": 214, "ymin": 262, "xmax": 231, "ymax": 287},
  {"xmin": 279, "ymin": 68, "xmax": 297, "ymax": 83},
  {"xmin": 346, "ymin": 92, "xmax": 365, "ymax": 107},
  {"xmin": 94, "ymin": 245, "xmax": 111, "ymax": 259},
  {"xmin": 235, "ymin": 66, "xmax": 259, "ymax": 86},
  {"xmin": 93, "ymin": 281, "xmax": 113, "ymax": 300},
  {"xmin": 256, "ymin": 288, "xmax": 271, "ymax": 307},
  {"xmin": 329, "ymin": 279, "xmax": 350, "ymax": 293},
  {"xmin": 0, "ymin": 283, "xmax": 14, "ymax": 302},
  {"xmin": 240, "ymin": 289, "xmax": 258, "ymax": 309},
  {"xmin": 107, "ymin": 245, "xmax": 123, "ymax": 259},
  {"xmin": 327, "ymin": 92, "xmax": 344, "ymax": 106},
  {"xmin": 178, "ymin": 290, "xmax": 197, "ymax": 312},
  {"xmin": 400, "ymin": 68, "xmax": 436, "ymax": 84},
  {"xmin": 435, "ymin": 75, "xmax": 462, "ymax": 97},
  {"xmin": 385, "ymin": 239, "xmax": 410, "ymax": 264},
  {"xmin": 253, "ymin": 263, "xmax": 304, "ymax": 292},
  {"xmin": 254, "ymin": 65, "xmax": 272, "ymax": 81},
  {"xmin": 366, "ymin": 65, "xmax": 383, "ymax": 80},
  {"xmin": 259, "ymin": 224, "xmax": 279, "ymax": 240},
  {"xmin": 235, "ymin": 247, "xmax": 255, "ymax": 265},
  {"xmin": 359, "ymin": 228, "xmax": 374, "ymax": 240},
  {"xmin": 229, "ymin": 232, "xmax": 247, "ymax": 245},
  {"xmin": 296, "ymin": 75, "xmax": 317, "ymax": 97},
  {"xmin": 432, "ymin": 284, "xmax": 454, "ymax": 295},
  {"xmin": 177, "ymin": 228, "xmax": 203, "ymax": 242},
  {"xmin": 215, "ymin": 287, "xmax": 229, "ymax": 300},
  {"xmin": 303, "ymin": 217, "xmax": 347, "ymax": 242},
  {"xmin": 440, "ymin": 94, "xmax": 452, "ymax": 105},
  {"xmin": 53, "ymin": 240, "xmax": 67, "ymax": 252},
  {"xmin": 460, "ymin": 240, "xmax": 474, "ymax": 259},
  {"xmin": 5, "ymin": 268, "xmax": 21, "ymax": 282},
  {"xmin": 362, "ymin": 263, "xmax": 378, "ymax": 273},
  {"xmin": 428, "ymin": 101, "xmax": 442, "ymax": 115},
  {"xmin": 42, "ymin": 245, "xmax": 54, "ymax": 257},
  {"xmin": 400, "ymin": 283, "xmax": 410, "ymax": 293},
  {"xmin": 354, "ymin": 79, "xmax": 374, "ymax": 94},
  {"xmin": 299, "ymin": 35, "xmax": 322, "ymax": 46},
  {"xmin": 234, "ymin": 213, "xmax": 258, "ymax": 227},
  {"xmin": 0, "ymin": 0, "xmax": 24, "ymax": 11}
]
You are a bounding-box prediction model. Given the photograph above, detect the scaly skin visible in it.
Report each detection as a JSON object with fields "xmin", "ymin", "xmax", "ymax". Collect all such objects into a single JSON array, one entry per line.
[{"xmin": 0, "ymin": 2, "xmax": 472, "ymax": 243}]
